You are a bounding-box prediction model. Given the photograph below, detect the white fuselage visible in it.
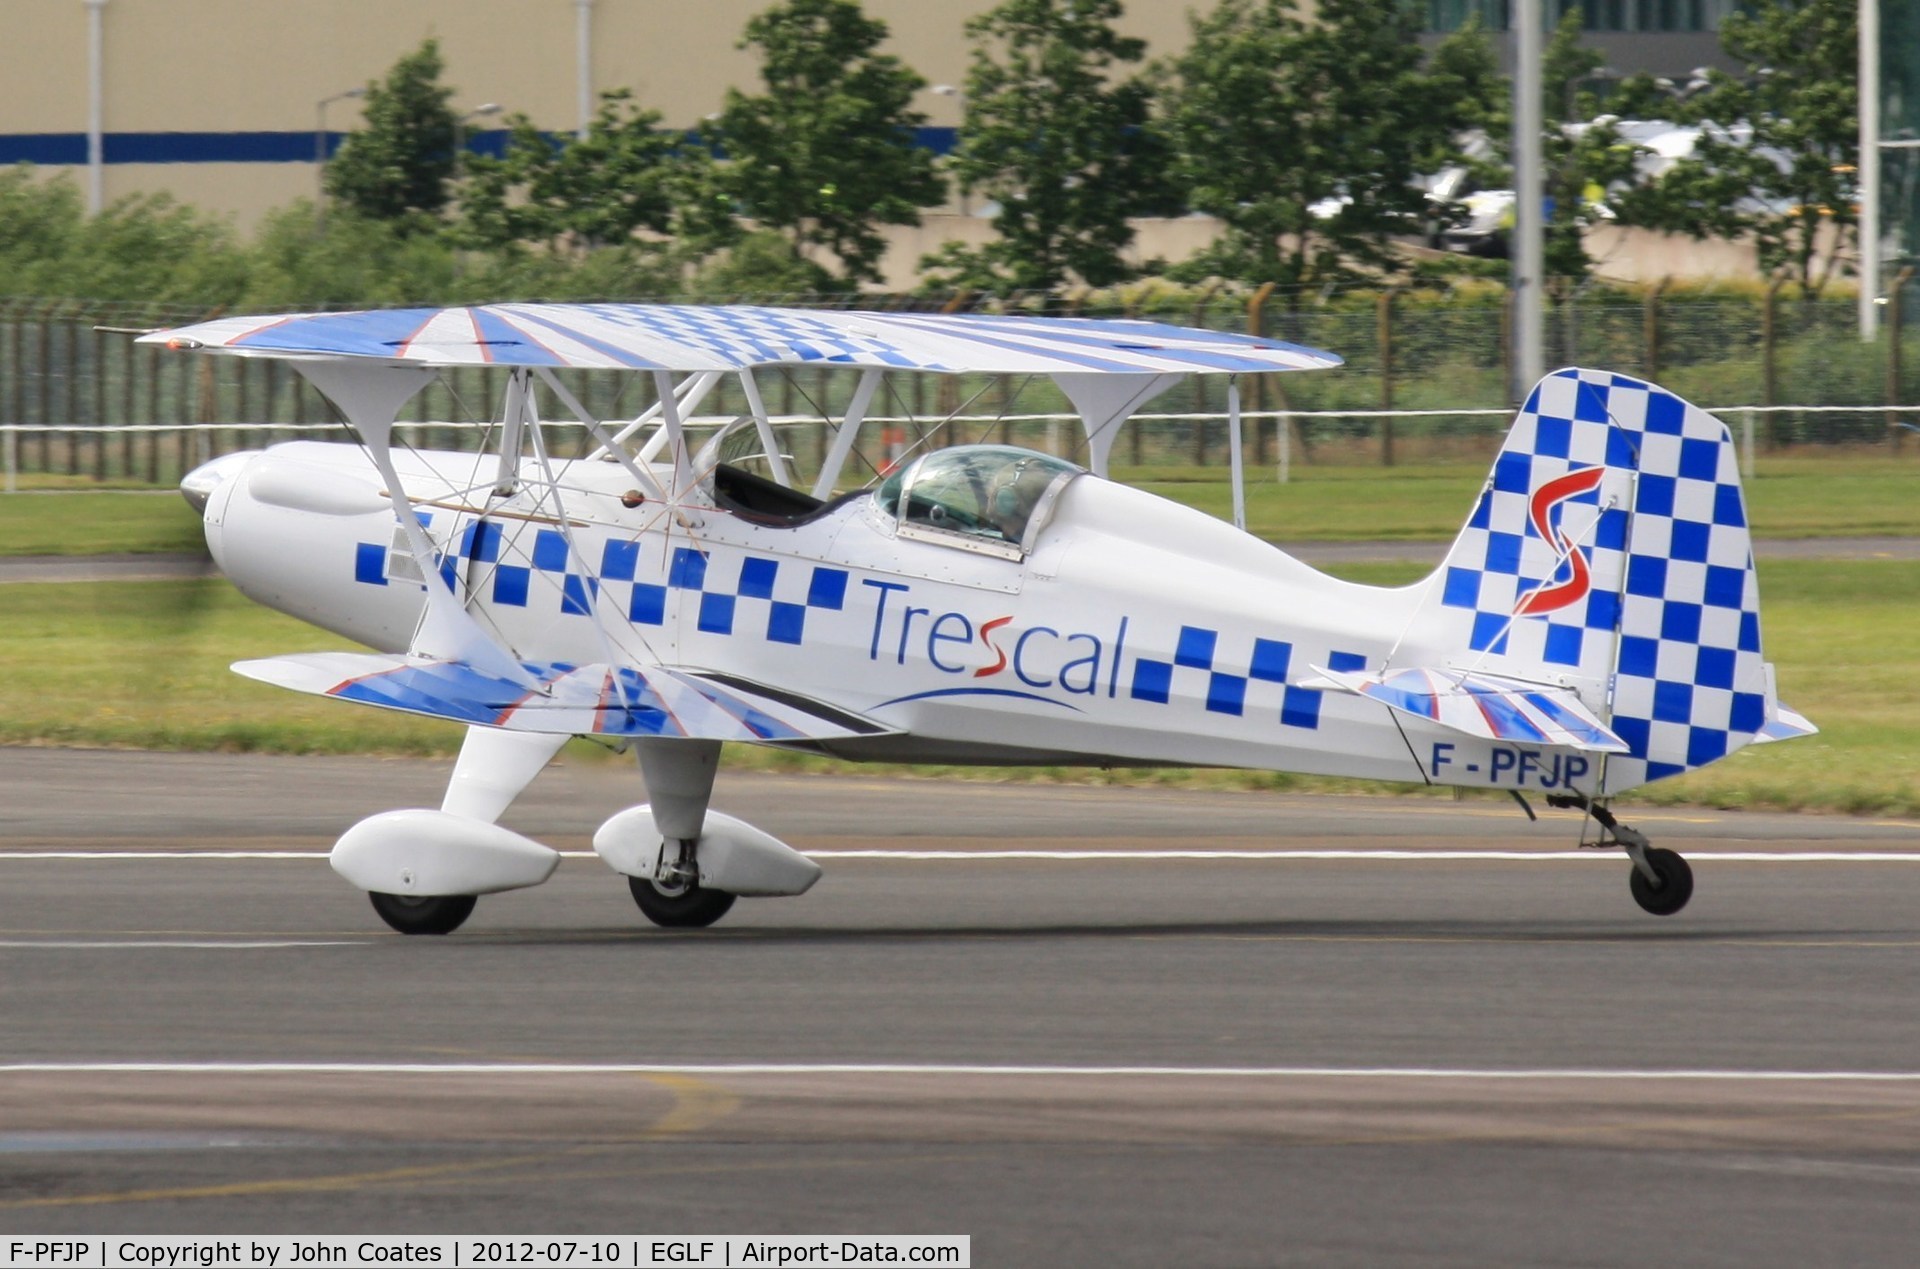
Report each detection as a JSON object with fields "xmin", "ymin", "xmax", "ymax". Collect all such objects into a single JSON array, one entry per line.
[{"xmin": 200, "ymin": 442, "xmax": 1602, "ymax": 795}]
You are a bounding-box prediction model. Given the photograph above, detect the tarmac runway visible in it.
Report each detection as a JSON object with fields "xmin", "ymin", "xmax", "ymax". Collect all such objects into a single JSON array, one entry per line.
[{"xmin": 3, "ymin": 750, "xmax": 1919, "ymax": 1265}]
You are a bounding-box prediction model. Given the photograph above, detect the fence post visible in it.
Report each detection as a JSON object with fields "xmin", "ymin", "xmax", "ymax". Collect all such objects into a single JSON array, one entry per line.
[
  {"xmin": 4, "ymin": 426, "xmax": 14, "ymax": 494},
  {"xmin": 1742, "ymin": 408, "xmax": 1755, "ymax": 481},
  {"xmin": 1889, "ymin": 267, "xmax": 1913, "ymax": 452},
  {"xmin": 1247, "ymin": 282, "xmax": 1276, "ymax": 465},
  {"xmin": 1643, "ymin": 276, "xmax": 1669, "ymax": 382},
  {"xmin": 1761, "ymin": 275, "xmax": 1783, "ymax": 447},
  {"xmin": 1378, "ymin": 288, "xmax": 1396, "ymax": 466}
]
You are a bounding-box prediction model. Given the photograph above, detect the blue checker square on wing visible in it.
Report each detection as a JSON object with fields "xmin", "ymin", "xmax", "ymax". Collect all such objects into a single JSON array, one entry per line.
[
  {"xmin": 1248, "ymin": 638, "xmax": 1292, "ymax": 682},
  {"xmin": 561, "ymin": 574, "xmax": 597, "ymax": 616},
  {"xmin": 600, "ymin": 538, "xmax": 639, "ymax": 582},
  {"xmin": 767, "ymin": 601, "xmax": 807, "ymax": 645},
  {"xmin": 354, "ymin": 542, "xmax": 388, "ymax": 585},
  {"xmin": 669, "ymin": 548, "xmax": 706, "ymax": 590},
  {"xmin": 628, "ymin": 582, "xmax": 666, "ymax": 625},
  {"xmin": 738, "ymin": 556, "xmax": 778, "ymax": 599},
  {"xmin": 697, "ymin": 592, "xmax": 735, "ymax": 635},
  {"xmin": 1130, "ymin": 659, "xmax": 1173, "ymax": 704},
  {"xmin": 1174, "ymin": 626, "xmax": 1217, "ymax": 669},
  {"xmin": 1206, "ymin": 673, "xmax": 1246, "ymax": 716},
  {"xmin": 808, "ymin": 567, "xmax": 848, "ymax": 609},
  {"xmin": 532, "ymin": 528, "xmax": 570, "ymax": 572},
  {"xmin": 491, "ymin": 564, "xmax": 530, "ymax": 607}
]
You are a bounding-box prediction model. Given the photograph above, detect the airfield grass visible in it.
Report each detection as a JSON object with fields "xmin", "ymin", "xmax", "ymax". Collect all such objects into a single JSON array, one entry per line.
[
  {"xmin": 1, "ymin": 559, "xmax": 1913, "ymax": 818},
  {"xmin": 0, "ymin": 451, "xmax": 1912, "ymax": 558}
]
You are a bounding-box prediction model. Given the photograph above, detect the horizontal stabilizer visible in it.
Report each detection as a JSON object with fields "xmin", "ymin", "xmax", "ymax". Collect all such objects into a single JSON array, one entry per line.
[
  {"xmin": 234, "ymin": 652, "xmax": 893, "ymax": 743},
  {"xmin": 1751, "ymin": 703, "xmax": 1818, "ymax": 745},
  {"xmin": 1309, "ymin": 665, "xmax": 1629, "ymax": 755}
]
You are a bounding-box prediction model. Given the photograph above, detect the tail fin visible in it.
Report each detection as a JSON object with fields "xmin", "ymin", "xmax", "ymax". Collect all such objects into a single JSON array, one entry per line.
[{"xmin": 1409, "ymin": 368, "xmax": 1797, "ymax": 794}]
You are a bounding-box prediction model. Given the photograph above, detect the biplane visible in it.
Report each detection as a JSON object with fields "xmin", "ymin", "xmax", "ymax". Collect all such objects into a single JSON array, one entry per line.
[{"xmin": 147, "ymin": 303, "xmax": 1813, "ymax": 934}]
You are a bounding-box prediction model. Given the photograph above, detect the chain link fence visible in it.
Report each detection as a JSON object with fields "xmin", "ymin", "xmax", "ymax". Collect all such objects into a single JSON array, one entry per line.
[{"xmin": 2, "ymin": 285, "xmax": 1915, "ymax": 489}]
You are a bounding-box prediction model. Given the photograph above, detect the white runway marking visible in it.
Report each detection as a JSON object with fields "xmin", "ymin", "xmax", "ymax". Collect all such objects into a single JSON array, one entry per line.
[
  {"xmin": 4, "ymin": 1061, "xmax": 1920, "ymax": 1082},
  {"xmin": 5, "ymin": 849, "xmax": 1920, "ymax": 863}
]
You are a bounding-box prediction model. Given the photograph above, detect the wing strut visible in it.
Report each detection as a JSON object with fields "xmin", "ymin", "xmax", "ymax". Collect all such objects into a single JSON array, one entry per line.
[{"xmin": 811, "ymin": 368, "xmax": 884, "ymax": 500}]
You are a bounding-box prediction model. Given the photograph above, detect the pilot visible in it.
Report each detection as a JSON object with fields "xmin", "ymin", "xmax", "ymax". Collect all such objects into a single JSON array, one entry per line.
[{"xmin": 984, "ymin": 459, "xmax": 1056, "ymax": 543}]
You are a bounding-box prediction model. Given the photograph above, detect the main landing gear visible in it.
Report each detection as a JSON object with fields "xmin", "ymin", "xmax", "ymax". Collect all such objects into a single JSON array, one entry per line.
[
  {"xmin": 369, "ymin": 891, "xmax": 478, "ymax": 935},
  {"xmin": 1546, "ymin": 794, "xmax": 1694, "ymax": 916}
]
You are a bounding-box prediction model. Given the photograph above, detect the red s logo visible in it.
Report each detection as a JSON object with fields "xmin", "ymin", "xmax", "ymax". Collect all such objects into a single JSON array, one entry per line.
[{"xmin": 1514, "ymin": 466, "xmax": 1604, "ymax": 615}]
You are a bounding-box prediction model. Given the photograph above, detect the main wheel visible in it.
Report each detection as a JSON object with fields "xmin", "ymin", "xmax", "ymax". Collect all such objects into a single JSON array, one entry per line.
[
  {"xmin": 1628, "ymin": 847, "xmax": 1694, "ymax": 916},
  {"xmin": 369, "ymin": 891, "xmax": 478, "ymax": 935},
  {"xmin": 628, "ymin": 875, "xmax": 736, "ymax": 928}
]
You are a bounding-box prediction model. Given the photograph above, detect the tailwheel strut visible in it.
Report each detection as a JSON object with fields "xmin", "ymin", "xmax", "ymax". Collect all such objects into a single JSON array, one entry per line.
[{"xmin": 1546, "ymin": 794, "xmax": 1694, "ymax": 917}]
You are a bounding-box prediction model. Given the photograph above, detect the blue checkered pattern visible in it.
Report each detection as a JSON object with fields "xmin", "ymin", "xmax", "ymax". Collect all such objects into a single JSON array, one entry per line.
[
  {"xmin": 353, "ymin": 519, "xmax": 850, "ymax": 647},
  {"xmin": 1429, "ymin": 369, "xmax": 1767, "ymax": 792},
  {"xmin": 1128, "ymin": 624, "xmax": 1367, "ymax": 732}
]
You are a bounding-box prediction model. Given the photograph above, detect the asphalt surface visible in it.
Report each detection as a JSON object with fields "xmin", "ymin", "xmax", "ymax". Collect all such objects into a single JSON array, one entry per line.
[{"xmin": 2, "ymin": 750, "xmax": 1919, "ymax": 1264}]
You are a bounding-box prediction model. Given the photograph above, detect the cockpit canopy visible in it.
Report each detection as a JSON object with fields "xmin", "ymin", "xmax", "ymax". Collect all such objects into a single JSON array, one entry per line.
[{"xmin": 875, "ymin": 445, "xmax": 1083, "ymax": 557}]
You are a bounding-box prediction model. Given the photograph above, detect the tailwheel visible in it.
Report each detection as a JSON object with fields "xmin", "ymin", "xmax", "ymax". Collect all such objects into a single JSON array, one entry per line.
[
  {"xmin": 1628, "ymin": 847, "xmax": 1694, "ymax": 917},
  {"xmin": 628, "ymin": 875, "xmax": 736, "ymax": 929},
  {"xmin": 369, "ymin": 891, "xmax": 478, "ymax": 935}
]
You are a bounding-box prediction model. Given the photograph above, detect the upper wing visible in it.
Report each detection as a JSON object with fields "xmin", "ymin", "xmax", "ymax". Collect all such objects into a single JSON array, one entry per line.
[
  {"xmin": 234, "ymin": 652, "xmax": 893, "ymax": 744},
  {"xmin": 138, "ymin": 304, "xmax": 1342, "ymax": 377},
  {"xmin": 1308, "ymin": 665, "xmax": 1630, "ymax": 755}
]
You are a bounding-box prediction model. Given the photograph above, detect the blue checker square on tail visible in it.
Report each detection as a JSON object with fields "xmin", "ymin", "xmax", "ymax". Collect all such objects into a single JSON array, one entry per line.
[
  {"xmin": 1130, "ymin": 659, "xmax": 1173, "ymax": 704},
  {"xmin": 354, "ymin": 542, "xmax": 388, "ymax": 585},
  {"xmin": 600, "ymin": 538, "xmax": 639, "ymax": 582},
  {"xmin": 1544, "ymin": 623, "xmax": 1585, "ymax": 667},
  {"xmin": 1739, "ymin": 610, "xmax": 1761, "ymax": 653},
  {"xmin": 561, "ymin": 574, "xmax": 597, "ymax": 617},
  {"xmin": 1574, "ymin": 384, "xmax": 1613, "ymax": 423},
  {"xmin": 698, "ymin": 592, "xmax": 735, "ymax": 635},
  {"xmin": 669, "ymin": 548, "xmax": 706, "ymax": 590},
  {"xmin": 1175, "ymin": 626, "xmax": 1217, "ymax": 669},
  {"xmin": 807, "ymin": 567, "xmax": 848, "ymax": 609},
  {"xmin": 1653, "ymin": 680, "xmax": 1695, "ymax": 725},
  {"xmin": 1687, "ymin": 726, "xmax": 1729, "ymax": 767},
  {"xmin": 1584, "ymin": 589, "xmax": 1622, "ymax": 632},
  {"xmin": 1605, "ymin": 427, "xmax": 1640, "ymax": 470},
  {"xmin": 1731, "ymin": 691, "xmax": 1766, "ymax": 733},
  {"xmin": 1206, "ymin": 673, "xmax": 1247, "ymax": 716},
  {"xmin": 1493, "ymin": 451, "xmax": 1533, "ymax": 494},
  {"xmin": 1467, "ymin": 492, "xmax": 1492, "ymax": 530},
  {"xmin": 1660, "ymin": 601, "xmax": 1702, "ymax": 645},
  {"xmin": 1533, "ymin": 414, "xmax": 1572, "ymax": 458},
  {"xmin": 1485, "ymin": 531, "xmax": 1523, "ymax": 575},
  {"xmin": 1469, "ymin": 611, "xmax": 1510, "ymax": 654},
  {"xmin": 1704, "ymin": 564, "xmax": 1746, "ymax": 609},
  {"xmin": 1442, "ymin": 566, "xmax": 1482, "ymax": 609},
  {"xmin": 1713, "ymin": 482, "xmax": 1747, "ymax": 528},
  {"xmin": 1626, "ymin": 554, "xmax": 1668, "ymax": 598},
  {"xmin": 1248, "ymin": 638, "xmax": 1292, "ymax": 682},
  {"xmin": 1636, "ymin": 472, "xmax": 1676, "ymax": 518},
  {"xmin": 1679, "ymin": 436, "xmax": 1721, "ymax": 482},
  {"xmin": 1612, "ymin": 715, "xmax": 1651, "ymax": 758},
  {"xmin": 767, "ymin": 601, "xmax": 807, "ymax": 645},
  {"xmin": 1669, "ymin": 518, "xmax": 1711, "ymax": 563},
  {"xmin": 491, "ymin": 564, "xmax": 530, "ymax": 607},
  {"xmin": 629, "ymin": 582, "xmax": 666, "ymax": 625},
  {"xmin": 737, "ymin": 556, "xmax": 778, "ymax": 600},
  {"xmin": 1645, "ymin": 391, "xmax": 1687, "ymax": 435},
  {"xmin": 1695, "ymin": 645, "xmax": 1736, "ymax": 690},
  {"xmin": 533, "ymin": 529, "xmax": 569, "ymax": 572},
  {"xmin": 1618, "ymin": 634, "xmax": 1660, "ymax": 678}
]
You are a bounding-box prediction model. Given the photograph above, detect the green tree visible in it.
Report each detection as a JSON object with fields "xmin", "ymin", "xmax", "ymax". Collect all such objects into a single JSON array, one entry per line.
[
  {"xmin": 325, "ymin": 39, "xmax": 460, "ymax": 228},
  {"xmin": 925, "ymin": 0, "xmax": 1169, "ymax": 294},
  {"xmin": 0, "ymin": 167, "xmax": 246, "ymax": 305},
  {"xmin": 1607, "ymin": 0, "xmax": 1858, "ymax": 297},
  {"xmin": 710, "ymin": 0, "xmax": 944, "ymax": 288},
  {"xmin": 462, "ymin": 89, "xmax": 717, "ymax": 259},
  {"xmin": 1154, "ymin": 0, "xmax": 1469, "ymax": 292}
]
